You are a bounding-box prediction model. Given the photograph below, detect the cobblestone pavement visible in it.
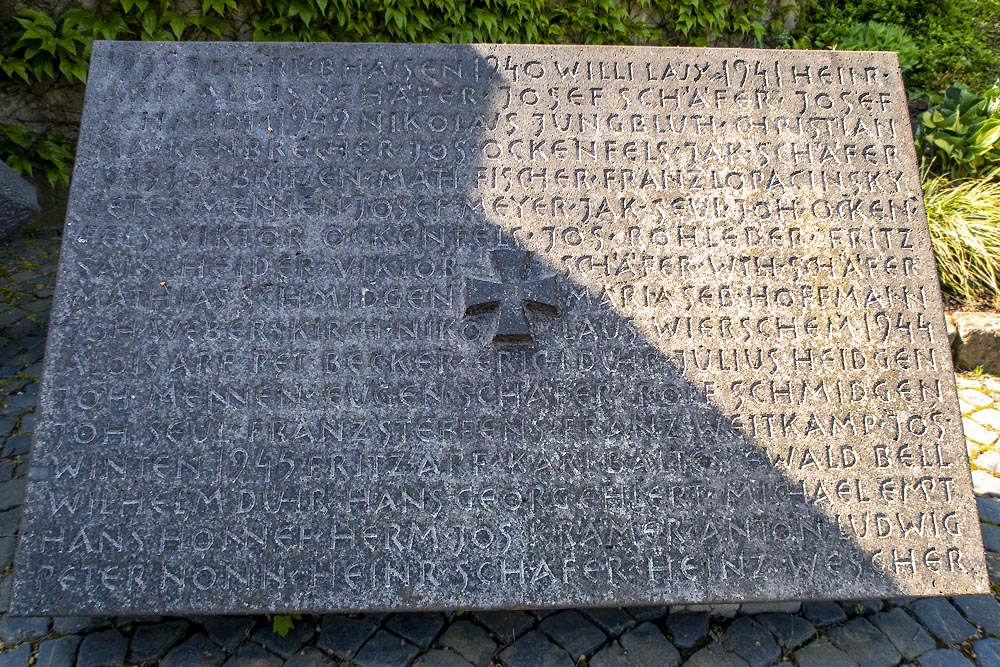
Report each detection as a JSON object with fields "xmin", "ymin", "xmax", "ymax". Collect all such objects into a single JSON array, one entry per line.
[{"xmin": 2, "ymin": 222, "xmax": 1000, "ymax": 667}]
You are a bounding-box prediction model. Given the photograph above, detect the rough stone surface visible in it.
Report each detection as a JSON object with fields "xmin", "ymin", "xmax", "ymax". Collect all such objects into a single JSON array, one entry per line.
[
  {"xmin": 0, "ymin": 160, "xmax": 38, "ymax": 238},
  {"xmin": 973, "ymin": 638, "xmax": 1000, "ymax": 667},
  {"xmin": 539, "ymin": 610, "xmax": 606, "ymax": 658},
  {"xmin": 129, "ymin": 620, "xmax": 190, "ymax": 664},
  {"xmin": 755, "ymin": 613, "xmax": 815, "ymax": 651},
  {"xmin": 909, "ymin": 598, "xmax": 979, "ymax": 643},
  {"xmin": 953, "ymin": 312, "xmax": 1000, "ymax": 375},
  {"xmin": 498, "ymin": 631, "xmax": 573, "ymax": 667},
  {"xmin": 439, "ymin": 620, "xmax": 496, "ymax": 666},
  {"xmin": 317, "ymin": 614, "xmax": 378, "ymax": 658},
  {"xmin": 802, "ymin": 601, "xmax": 848, "ymax": 627},
  {"xmin": 221, "ymin": 643, "xmax": 283, "ymax": 667},
  {"xmin": 9, "ymin": 41, "xmax": 988, "ymax": 616},
  {"xmin": 0, "ymin": 615, "xmax": 48, "ymax": 643},
  {"xmin": 282, "ymin": 647, "xmax": 335, "ymax": 667},
  {"xmin": 667, "ymin": 612, "xmax": 710, "ymax": 649},
  {"xmin": 795, "ymin": 639, "xmax": 859, "ymax": 667},
  {"xmin": 413, "ymin": 649, "xmax": 475, "ymax": 667},
  {"xmin": 386, "ymin": 613, "xmax": 446, "ymax": 646},
  {"xmin": 352, "ymin": 630, "xmax": 420, "ymax": 667},
  {"xmin": 618, "ymin": 622, "xmax": 680, "ymax": 667},
  {"xmin": 721, "ymin": 617, "xmax": 780, "ymax": 666},
  {"xmin": 204, "ymin": 617, "xmax": 255, "ymax": 653},
  {"xmin": 160, "ymin": 634, "xmax": 225, "ymax": 667},
  {"xmin": 869, "ymin": 608, "xmax": 936, "ymax": 660},
  {"xmin": 35, "ymin": 635, "xmax": 82, "ymax": 667},
  {"xmin": 0, "ymin": 645, "xmax": 30, "ymax": 667},
  {"xmin": 916, "ymin": 649, "xmax": 975, "ymax": 667},
  {"xmin": 952, "ymin": 594, "xmax": 1000, "ymax": 635},
  {"xmin": 683, "ymin": 641, "xmax": 750, "ymax": 667},
  {"xmin": 76, "ymin": 629, "xmax": 129, "ymax": 667},
  {"xmin": 826, "ymin": 617, "xmax": 901, "ymax": 667},
  {"xmin": 252, "ymin": 622, "xmax": 315, "ymax": 658},
  {"xmin": 476, "ymin": 611, "xmax": 534, "ymax": 643}
]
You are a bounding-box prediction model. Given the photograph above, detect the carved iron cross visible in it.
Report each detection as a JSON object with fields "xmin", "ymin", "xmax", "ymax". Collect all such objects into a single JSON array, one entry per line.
[{"xmin": 465, "ymin": 249, "xmax": 559, "ymax": 345}]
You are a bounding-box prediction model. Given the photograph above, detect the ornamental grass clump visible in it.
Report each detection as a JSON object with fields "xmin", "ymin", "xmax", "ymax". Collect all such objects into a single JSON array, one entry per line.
[{"xmin": 923, "ymin": 168, "xmax": 1000, "ymax": 306}]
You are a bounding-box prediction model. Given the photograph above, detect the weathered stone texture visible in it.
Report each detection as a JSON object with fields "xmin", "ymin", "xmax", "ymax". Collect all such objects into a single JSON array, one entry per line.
[{"xmin": 10, "ymin": 42, "xmax": 987, "ymax": 614}]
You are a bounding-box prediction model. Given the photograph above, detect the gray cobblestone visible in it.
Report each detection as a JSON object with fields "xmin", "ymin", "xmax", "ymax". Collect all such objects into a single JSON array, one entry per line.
[
  {"xmin": 76, "ymin": 629, "xmax": 128, "ymax": 667},
  {"xmin": 316, "ymin": 614, "xmax": 377, "ymax": 659},
  {"xmin": 129, "ymin": 620, "xmax": 189, "ymax": 664},
  {"xmin": 589, "ymin": 642, "xmax": 634, "ymax": 667},
  {"xmin": 802, "ymin": 601, "xmax": 847, "ymax": 627},
  {"xmin": 36, "ymin": 635, "xmax": 82, "ymax": 667},
  {"xmin": 666, "ymin": 612, "xmax": 709, "ymax": 649},
  {"xmin": 386, "ymin": 613, "xmax": 446, "ymax": 646},
  {"xmin": 51, "ymin": 617, "xmax": 110, "ymax": 635},
  {"xmin": 870, "ymin": 608, "xmax": 936, "ymax": 660},
  {"xmin": 721, "ymin": 617, "xmax": 780, "ymax": 667},
  {"xmin": 0, "ymin": 614, "xmax": 49, "ymax": 644},
  {"xmin": 282, "ymin": 647, "xmax": 334, "ymax": 667},
  {"xmin": 979, "ymin": 497, "xmax": 1000, "ymax": 525},
  {"xmin": 203, "ymin": 617, "xmax": 255, "ymax": 653},
  {"xmin": 0, "ymin": 477, "xmax": 25, "ymax": 510},
  {"xmin": 539, "ymin": 610, "xmax": 606, "ymax": 659},
  {"xmin": 499, "ymin": 630, "xmax": 573, "ymax": 667},
  {"xmin": 755, "ymin": 613, "xmax": 815, "ymax": 651},
  {"xmin": 795, "ymin": 639, "xmax": 859, "ymax": 667},
  {"xmin": 626, "ymin": 606, "xmax": 668, "ymax": 622},
  {"xmin": 0, "ymin": 645, "xmax": 30, "ymax": 667},
  {"xmin": 0, "ymin": 509, "xmax": 20, "ymax": 537},
  {"xmin": 413, "ymin": 649, "xmax": 475, "ymax": 667},
  {"xmin": 619, "ymin": 622, "xmax": 680, "ymax": 667},
  {"xmin": 161, "ymin": 634, "xmax": 225, "ymax": 667},
  {"xmin": 827, "ymin": 617, "xmax": 901, "ymax": 667},
  {"xmin": 583, "ymin": 608, "xmax": 635, "ymax": 636},
  {"xmin": 916, "ymin": 649, "xmax": 975, "ymax": 667},
  {"xmin": 221, "ymin": 643, "xmax": 282, "ymax": 667},
  {"xmin": 476, "ymin": 611, "xmax": 534, "ymax": 643},
  {"xmin": 252, "ymin": 621, "xmax": 315, "ymax": 659},
  {"xmin": 952, "ymin": 594, "xmax": 1000, "ymax": 635},
  {"xmin": 353, "ymin": 629, "xmax": 420, "ymax": 667},
  {"xmin": 909, "ymin": 598, "xmax": 979, "ymax": 643},
  {"xmin": 683, "ymin": 641, "xmax": 749, "ymax": 667},
  {"xmin": 439, "ymin": 620, "xmax": 496, "ymax": 666},
  {"xmin": 975, "ymin": 638, "xmax": 1000, "ymax": 667}
]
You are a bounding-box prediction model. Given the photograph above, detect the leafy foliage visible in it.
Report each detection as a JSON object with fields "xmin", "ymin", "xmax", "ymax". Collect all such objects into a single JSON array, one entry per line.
[
  {"xmin": 271, "ymin": 614, "xmax": 301, "ymax": 637},
  {"xmin": 923, "ymin": 169, "xmax": 1000, "ymax": 306},
  {"xmin": 793, "ymin": 0, "xmax": 1000, "ymax": 99},
  {"xmin": 831, "ymin": 21, "xmax": 920, "ymax": 72},
  {"xmin": 0, "ymin": 125, "xmax": 73, "ymax": 186},
  {"xmin": 917, "ymin": 83, "xmax": 1000, "ymax": 179}
]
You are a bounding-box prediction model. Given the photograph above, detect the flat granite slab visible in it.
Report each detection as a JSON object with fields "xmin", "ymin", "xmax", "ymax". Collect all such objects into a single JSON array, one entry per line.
[{"xmin": 11, "ymin": 41, "xmax": 988, "ymax": 615}]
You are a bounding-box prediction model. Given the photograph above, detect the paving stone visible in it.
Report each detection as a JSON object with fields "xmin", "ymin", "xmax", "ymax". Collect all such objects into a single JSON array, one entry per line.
[
  {"xmin": 386, "ymin": 612, "xmax": 446, "ymax": 646},
  {"xmin": 619, "ymin": 622, "xmax": 680, "ymax": 667},
  {"xmin": 583, "ymin": 608, "xmax": 635, "ymax": 636},
  {"xmin": 870, "ymin": 608, "xmax": 937, "ymax": 660},
  {"xmin": 983, "ymin": 523, "xmax": 1000, "ymax": 551},
  {"xmin": 36, "ymin": 635, "xmax": 82, "ymax": 667},
  {"xmin": 973, "ymin": 408, "xmax": 1000, "ymax": 430},
  {"xmin": 827, "ymin": 617, "xmax": 901, "ymax": 667},
  {"xmin": 721, "ymin": 617, "xmax": 780, "ymax": 667},
  {"xmin": 0, "ymin": 614, "xmax": 49, "ymax": 643},
  {"xmin": 353, "ymin": 629, "xmax": 420, "ymax": 667},
  {"xmin": 539, "ymin": 610, "xmax": 607, "ymax": 658},
  {"xmin": 842, "ymin": 599, "xmax": 885, "ymax": 616},
  {"xmin": 959, "ymin": 388, "xmax": 994, "ymax": 409},
  {"xmin": 499, "ymin": 631, "xmax": 573, "ymax": 667},
  {"xmin": 755, "ymin": 613, "xmax": 815, "ymax": 650},
  {"xmin": 795, "ymin": 639, "xmax": 859, "ymax": 667},
  {"xmin": 976, "ymin": 638, "xmax": 1000, "ymax": 667},
  {"xmin": 627, "ymin": 606, "xmax": 668, "ymax": 622},
  {"xmin": 129, "ymin": 619, "xmax": 189, "ymax": 664},
  {"xmin": 0, "ymin": 476, "xmax": 25, "ymax": 510},
  {"xmin": 221, "ymin": 643, "xmax": 283, "ymax": 667},
  {"xmin": 0, "ymin": 645, "xmax": 30, "ymax": 667},
  {"xmin": 204, "ymin": 617, "xmax": 256, "ymax": 652},
  {"xmin": 952, "ymin": 595, "xmax": 1000, "ymax": 635},
  {"xmin": 282, "ymin": 646, "xmax": 334, "ymax": 667},
  {"xmin": 413, "ymin": 649, "xmax": 475, "ymax": 667},
  {"xmin": 966, "ymin": 418, "xmax": 999, "ymax": 446},
  {"xmin": 439, "ymin": 620, "xmax": 496, "ymax": 666},
  {"xmin": 682, "ymin": 641, "xmax": 749, "ymax": 667},
  {"xmin": 476, "ymin": 611, "xmax": 534, "ymax": 642},
  {"xmin": 801, "ymin": 601, "xmax": 847, "ymax": 627},
  {"xmin": 252, "ymin": 620, "xmax": 315, "ymax": 658},
  {"xmin": 52, "ymin": 616, "xmax": 110, "ymax": 634},
  {"xmin": 977, "ymin": 450, "xmax": 1000, "ymax": 472},
  {"xmin": 666, "ymin": 612, "xmax": 709, "ymax": 649},
  {"xmin": 2, "ymin": 436, "xmax": 29, "ymax": 458},
  {"xmin": 0, "ymin": 509, "xmax": 20, "ymax": 537},
  {"xmin": 77, "ymin": 629, "xmax": 129, "ymax": 667},
  {"xmin": 980, "ymin": 497, "xmax": 1000, "ymax": 525},
  {"xmin": 590, "ymin": 642, "xmax": 634, "ymax": 667},
  {"xmin": 0, "ymin": 535, "xmax": 15, "ymax": 569},
  {"xmin": 916, "ymin": 648, "xmax": 974, "ymax": 667},
  {"xmin": 739, "ymin": 602, "xmax": 801, "ymax": 615},
  {"xmin": 161, "ymin": 634, "xmax": 225, "ymax": 667},
  {"xmin": 989, "ymin": 552, "xmax": 1000, "ymax": 584},
  {"xmin": 909, "ymin": 598, "xmax": 979, "ymax": 643},
  {"xmin": 316, "ymin": 614, "xmax": 378, "ymax": 659}
]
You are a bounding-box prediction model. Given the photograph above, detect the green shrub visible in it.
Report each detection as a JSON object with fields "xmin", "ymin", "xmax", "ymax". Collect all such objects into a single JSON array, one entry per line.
[
  {"xmin": 831, "ymin": 21, "xmax": 919, "ymax": 72},
  {"xmin": 924, "ymin": 169, "xmax": 1000, "ymax": 306},
  {"xmin": 794, "ymin": 0, "xmax": 1000, "ymax": 99},
  {"xmin": 917, "ymin": 83, "xmax": 1000, "ymax": 179}
]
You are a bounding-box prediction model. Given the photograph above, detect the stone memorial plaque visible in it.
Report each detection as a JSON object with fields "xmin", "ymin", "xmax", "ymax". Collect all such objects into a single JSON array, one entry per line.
[{"xmin": 12, "ymin": 42, "xmax": 988, "ymax": 614}]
